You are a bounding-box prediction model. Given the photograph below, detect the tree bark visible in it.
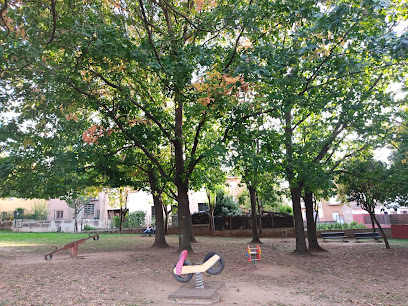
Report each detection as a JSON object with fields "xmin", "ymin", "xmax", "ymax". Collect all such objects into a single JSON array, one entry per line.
[
  {"xmin": 256, "ymin": 193, "xmax": 262, "ymax": 237},
  {"xmin": 290, "ymin": 185, "xmax": 309, "ymax": 254},
  {"xmin": 369, "ymin": 211, "xmax": 390, "ymax": 249},
  {"xmin": 304, "ymin": 189, "xmax": 326, "ymax": 252},
  {"xmin": 174, "ymin": 92, "xmax": 193, "ymax": 251},
  {"xmin": 148, "ymin": 170, "xmax": 170, "ymax": 248},
  {"xmin": 248, "ymin": 185, "xmax": 261, "ymax": 243},
  {"xmin": 284, "ymin": 105, "xmax": 308, "ymax": 254},
  {"xmin": 207, "ymin": 191, "xmax": 215, "ymax": 237}
]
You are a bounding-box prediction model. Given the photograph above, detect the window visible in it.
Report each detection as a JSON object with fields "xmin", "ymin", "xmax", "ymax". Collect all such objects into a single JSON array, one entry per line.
[
  {"xmin": 198, "ymin": 203, "xmax": 209, "ymax": 212},
  {"xmin": 56, "ymin": 210, "xmax": 64, "ymax": 219},
  {"xmin": 151, "ymin": 206, "xmax": 155, "ymax": 217},
  {"xmin": 84, "ymin": 203, "xmax": 95, "ymax": 215},
  {"xmin": 332, "ymin": 212, "xmax": 340, "ymax": 222}
]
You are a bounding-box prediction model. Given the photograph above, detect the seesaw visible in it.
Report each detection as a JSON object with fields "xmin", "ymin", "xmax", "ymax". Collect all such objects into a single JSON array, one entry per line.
[
  {"xmin": 172, "ymin": 250, "xmax": 225, "ymax": 288},
  {"xmin": 44, "ymin": 233, "xmax": 99, "ymax": 260}
]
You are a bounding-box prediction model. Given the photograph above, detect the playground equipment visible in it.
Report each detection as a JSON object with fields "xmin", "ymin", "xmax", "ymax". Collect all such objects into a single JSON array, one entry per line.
[
  {"xmin": 44, "ymin": 233, "xmax": 99, "ymax": 260},
  {"xmin": 172, "ymin": 250, "xmax": 225, "ymax": 288},
  {"xmin": 245, "ymin": 244, "xmax": 261, "ymax": 264}
]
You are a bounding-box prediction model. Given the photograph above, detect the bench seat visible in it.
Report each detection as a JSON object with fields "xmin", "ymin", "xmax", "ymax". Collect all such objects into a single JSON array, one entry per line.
[
  {"xmin": 354, "ymin": 232, "xmax": 382, "ymax": 241},
  {"xmin": 321, "ymin": 232, "xmax": 348, "ymax": 242}
]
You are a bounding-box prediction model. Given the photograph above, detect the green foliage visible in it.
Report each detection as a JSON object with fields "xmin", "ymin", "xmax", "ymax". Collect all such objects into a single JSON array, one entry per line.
[
  {"xmin": 338, "ymin": 155, "xmax": 389, "ymax": 213},
  {"xmin": 276, "ymin": 205, "xmax": 293, "ymax": 215},
  {"xmin": 111, "ymin": 211, "xmax": 146, "ymax": 229},
  {"xmin": 316, "ymin": 221, "xmax": 366, "ymax": 230},
  {"xmin": 125, "ymin": 211, "xmax": 146, "ymax": 228},
  {"xmin": 214, "ymin": 190, "xmax": 241, "ymax": 216},
  {"xmin": 29, "ymin": 200, "xmax": 48, "ymax": 220},
  {"xmin": 83, "ymin": 224, "xmax": 97, "ymax": 230}
]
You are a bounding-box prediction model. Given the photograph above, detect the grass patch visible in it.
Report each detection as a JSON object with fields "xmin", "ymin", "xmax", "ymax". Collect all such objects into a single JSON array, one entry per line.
[
  {"xmin": 0, "ymin": 230, "xmax": 180, "ymax": 257},
  {"xmin": 389, "ymin": 238, "xmax": 408, "ymax": 248}
]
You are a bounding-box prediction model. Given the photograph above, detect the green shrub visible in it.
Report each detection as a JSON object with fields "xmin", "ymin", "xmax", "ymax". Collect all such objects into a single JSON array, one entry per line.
[
  {"xmin": 316, "ymin": 221, "xmax": 366, "ymax": 230},
  {"xmin": 83, "ymin": 224, "xmax": 97, "ymax": 230},
  {"xmin": 111, "ymin": 211, "xmax": 146, "ymax": 229},
  {"xmin": 276, "ymin": 204, "xmax": 293, "ymax": 215},
  {"xmin": 214, "ymin": 190, "xmax": 240, "ymax": 216},
  {"xmin": 124, "ymin": 211, "xmax": 146, "ymax": 228}
]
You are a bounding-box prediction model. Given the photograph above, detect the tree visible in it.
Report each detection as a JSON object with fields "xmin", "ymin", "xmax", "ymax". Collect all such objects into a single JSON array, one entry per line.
[
  {"xmin": 338, "ymin": 156, "xmax": 391, "ymax": 249},
  {"xmin": 1, "ymin": 0, "xmax": 259, "ymax": 252},
  {"xmin": 236, "ymin": 0, "xmax": 407, "ymax": 253},
  {"xmin": 65, "ymin": 195, "xmax": 91, "ymax": 232},
  {"xmin": 108, "ymin": 187, "xmax": 130, "ymax": 232}
]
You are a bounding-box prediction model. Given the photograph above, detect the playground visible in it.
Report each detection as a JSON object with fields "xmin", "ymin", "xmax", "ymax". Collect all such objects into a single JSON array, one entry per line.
[{"xmin": 0, "ymin": 233, "xmax": 407, "ymax": 305}]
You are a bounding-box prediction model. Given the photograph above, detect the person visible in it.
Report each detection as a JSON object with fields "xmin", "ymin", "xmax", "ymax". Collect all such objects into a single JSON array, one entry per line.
[{"xmin": 144, "ymin": 225, "xmax": 153, "ymax": 237}]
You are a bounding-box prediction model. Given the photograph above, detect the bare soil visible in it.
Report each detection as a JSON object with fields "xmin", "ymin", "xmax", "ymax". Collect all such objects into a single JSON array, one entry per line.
[{"xmin": 0, "ymin": 235, "xmax": 407, "ymax": 305}]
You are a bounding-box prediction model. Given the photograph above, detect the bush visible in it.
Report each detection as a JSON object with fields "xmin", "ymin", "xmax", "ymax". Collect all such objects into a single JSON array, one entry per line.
[
  {"xmin": 276, "ymin": 204, "xmax": 293, "ymax": 215},
  {"xmin": 124, "ymin": 211, "xmax": 146, "ymax": 228},
  {"xmin": 111, "ymin": 211, "xmax": 146, "ymax": 229},
  {"xmin": 214, "ymin": 190, "xmax": 240, "ymax": 216},
  {"xmin": 316, "ymin": 221, "xmax": 366, "ymax": 230},
  {"xmin": 83, "ymin": 224, "xmax": 97, "ymax": 230}
]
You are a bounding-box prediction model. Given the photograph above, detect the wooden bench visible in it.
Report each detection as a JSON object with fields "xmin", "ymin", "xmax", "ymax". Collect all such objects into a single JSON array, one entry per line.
[
  {"xmin": 354, "ymin": 232, "xmax": 382, "ymax": 241},
  {"xmin": 321, "ymin": 232, "xmax": 348, "ymax": 242}
]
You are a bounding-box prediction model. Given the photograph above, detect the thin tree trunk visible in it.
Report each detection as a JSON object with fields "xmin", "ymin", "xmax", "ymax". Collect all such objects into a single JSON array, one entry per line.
[
  {"xmin": 369, "ymin": 208, "xmax": 376, "ymax": 232},
  {"xmin": 249, "ymin": 185, "xmax": 261, "ymax": 243},
  {"xmin": 207, "ymin": 191, "xmax": 215, "ymax": 237},
  {"xmin": 370, "ymin": 211, "xmax": 390, "ymax": 249},
  {"xmin": 119, "ymin": 206, "xmax": 123, "ymax": 232},
  {"xmin": 163, "ymin": 204, "xmax": 169, "ymax": 234},
  {"xmin": 256, "ymin": 193, "xmax": 262, "ymax": 237},
  {"xmin": 148, "ymin": 170, "xmax": 170, "ymax": 248},
  {"xmin": 304, "ymin": 189, "xmax": 326, "ymax": 252}
]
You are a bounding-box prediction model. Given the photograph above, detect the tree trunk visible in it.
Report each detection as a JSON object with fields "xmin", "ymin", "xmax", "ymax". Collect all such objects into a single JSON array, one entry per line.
[
  {"xmin": 119, "ymin": 206, "xmax": 123, "ymax": 232},
  {"xmin": 148, "ymin": 171, "xmax": 170, "ymax": 248},
  {"xmin": 248, "ymin": 185, "xmax": 261, "ymax": 243},
  {"xmin": 290, "ymin": 185, "xmax": 309, "ymax": 254},
  {"xmin": 176, "ymin": 182, "xmax": 193, "ymax": 251},
  {"xmin": 207, "ymin": 191, "xmax": 215, "ymax": 237},
  {"xmin": 163, "ymin": 204, "xmax": 169, "ymax": 234},
  {"xmin": 304, "ymin": 189, "xmax": 326, "ymax": 252},
  {"xmin": 256, "ymin": 193, "xmax": 262, "ymax": 237},
  {"xmin": 370, "ymin": 211, "xmax": 390, "ymax": 249},
  {"xmin": 284, "ymin": 105, "xmax": 308, "ymax": 254},
  {"xmin": 174, "ymin": 93, "xmax": 194, "ymax": 251},
  {"xmin": 369, "ymin": 208, "xmax": 376, "ymax": 232}
]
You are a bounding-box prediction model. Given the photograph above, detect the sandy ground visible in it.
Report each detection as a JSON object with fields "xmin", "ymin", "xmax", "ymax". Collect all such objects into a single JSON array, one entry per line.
[{"xmin": 0, "ymin": 236, "xmax": 407, "ymax": 305}]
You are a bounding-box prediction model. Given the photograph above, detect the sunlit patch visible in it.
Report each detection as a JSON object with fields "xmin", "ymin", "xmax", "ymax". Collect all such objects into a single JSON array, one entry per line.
[{"xmin": 0, "ymin": 243, "xmax": 44, "ymax": 247}]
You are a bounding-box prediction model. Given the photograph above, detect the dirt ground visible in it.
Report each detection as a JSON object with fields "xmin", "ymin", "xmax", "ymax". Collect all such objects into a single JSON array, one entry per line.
[{"xmin": 0, "ymin": 235, "xmax": 407, "ymax": 305}]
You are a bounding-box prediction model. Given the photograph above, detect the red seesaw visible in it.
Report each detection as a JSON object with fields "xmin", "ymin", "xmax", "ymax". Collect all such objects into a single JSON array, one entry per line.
[{"xmin": 44, "ymin": 234, "xmax": 99, "ymax": 260}]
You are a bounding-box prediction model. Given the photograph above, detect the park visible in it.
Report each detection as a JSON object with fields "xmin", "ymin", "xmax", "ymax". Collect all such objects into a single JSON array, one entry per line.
[
  {"xmin": 0, "ymin": 232, "xmax": 407, "ymax": 305},
  {"xmin": 1, "ymin": 0, "xmax": 408, "ymax": 305}
]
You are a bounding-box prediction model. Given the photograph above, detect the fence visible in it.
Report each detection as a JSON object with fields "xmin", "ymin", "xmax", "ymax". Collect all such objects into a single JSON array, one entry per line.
[{"xmin": 191, "ymin": 212, "xmax": 294, "ymax": 230}]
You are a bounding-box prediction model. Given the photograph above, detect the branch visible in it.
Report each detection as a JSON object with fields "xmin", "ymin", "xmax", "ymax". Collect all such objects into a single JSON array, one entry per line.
[
  {"xmin": 305, "ymin": 63, "xmax": 397, "ymax": 93},
  {"xmin": 0, "ymin": 0, "xmax": 9, "ymax": 41},
  {"xmin": 190, "ymin": 112, "xmax": 206, "ymax": 158},
  {"xmin": 137, "ymin": 0, "xmax": 167, "ymax": 74},
  {"xmin": 298, "ymin": 21, "xmax": 359, "ymax": 96},
  {"xmin": 330, "ymin": 145, "xmax": 369, "ymax": 173},
  {"xmin": 69, "ymin": 79, "xmax": 170, "ymax": 180},
  {"xmin": 88, "ymin": 69, "xmax": 173, "ymax": 142},
  {"xmin": 46, "ymin": 0, "xmax": 57, "ymax": 45},
  {"xmin": 223, "ymin": 29, "xmax": 244, "ymax": 72},
  {"xmin": 222, "ymin": 106, "xmax": 277, "ymax": 142},
  {"xmin": 160, "ymin": 0, "xmax": 212, "ymax": 33},
  {"xmin": 313, "ymin": 121, "xmax": 347, "ymax": 163}
]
